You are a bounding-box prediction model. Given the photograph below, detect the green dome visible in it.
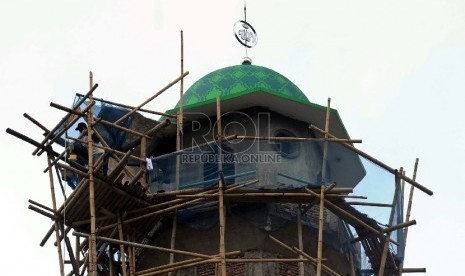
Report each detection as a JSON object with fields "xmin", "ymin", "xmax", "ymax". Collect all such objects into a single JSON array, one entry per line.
[{"xmin": 176, "ymin": 64, "xmax": 310, "ymax": 110}]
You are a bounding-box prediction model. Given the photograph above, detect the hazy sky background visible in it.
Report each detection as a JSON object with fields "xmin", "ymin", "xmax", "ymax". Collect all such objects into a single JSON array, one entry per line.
[{"xmin": 1, "ymin": 1, "xmax": 464, "ymax": 275}]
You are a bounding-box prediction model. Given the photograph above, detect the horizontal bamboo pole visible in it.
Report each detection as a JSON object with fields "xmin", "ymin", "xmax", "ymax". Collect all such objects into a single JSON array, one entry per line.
[
  {"xmin": 5, "ymin": 128, "xmax": 60, "ymax": 157},
  {"xmin": 28, "ymin": 205, "xmax": 58, "ymax": 220},
  {"xmin": 361, "ymin": 268, "xmax": 426, "ymax": 273},
  {"xmin": 235, "ymin": 135, "xmax": 362, "ymax": 143},
  {"xmin": 76, "ymin": 93, "xmax": 178, "ymax": 119},
  {"xmin": 309, "ymin": 124, "xmax": 433, "ymax": 196},
  {"xmin": 225, "ymin": 258, "xmax": 314, "ymax": 263},
  {"xmin": 96, "ymin": 118, "xmax": 150, "ymax": 139},
  {"xmin": 114, "ymin": 71, "xmax": 189, "ymax": 125},
  {"xmin": 28, "ymin": 199, "xmax": 56, "ymax": 214},
  {"xmin": 138, "ymin": 258, "xmax": 217, "ymax": 276},
  {"xmin": 23, "ymin": 113, "xmax": 50, "ymax": 133},
  {"xmin": 145, "ymin": 119, "xmax": 171, "ymax": 136},
  {"xmin": 382, "ymin": 220, "xmax": 416, "ymax": 233},
  {"xmin": 135, "ymin": 251, "xmax": 241, "ymax": 275},
  {"xmin": 55, "ymin": 162, "xmax": 89, "ymax": 178},
  {"xmin": 346, "ymin": 201, "xmax": 393, "ymax": 207},
  {"xmin": 73, "ymin": 232, "xmax": 211, "ymax": 259}
]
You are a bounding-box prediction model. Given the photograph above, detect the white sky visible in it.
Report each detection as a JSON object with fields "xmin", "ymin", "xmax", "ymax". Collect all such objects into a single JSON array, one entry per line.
[{"xmin": 1, "ymin": 0, "xmax": 464, "ymax": 275}]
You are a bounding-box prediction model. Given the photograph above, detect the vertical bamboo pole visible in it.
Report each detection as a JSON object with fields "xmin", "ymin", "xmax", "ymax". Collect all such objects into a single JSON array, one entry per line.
[
  {"xmin": 217, "ymin": 97, "xmax": 227, "ymax": 276},
  {"xmin": 321, "ymin": 98, "xmax": 331, "ymax": 182},
  {"xmin": 75, "ymin": 236, "xmax": 81, "ymax": 267},
  {"xmin": 399, "ymin": 158, "xmax": 419, "ymax": 275},
  {"xmin": 140, "ymin": 136, "xmax": 147, "ymax": 188},
  {"xmin": 316, "ymin": 98, "xmax": 330, "ymax": 276},
  {"xmin": 47, "ymin": 154, "xmax": 65, "ymax": 276},
  {"xmin": 297, "ymin": 204, "xmax": 305, "ymax": 276},
  {"xmin": 316, "ymin": 185, "xmax": 325, "ymax": 276},
  {"xmin": 127, "ymin": 235, "xmax": 135, "ymax": 276},
  {"xmin": 378, "ymin": 170, "xmax": 402, "ymax": 276},
  {"xmin": 404, "ymin": 159, "xmax": 418, "ymax": 244},
  {"xmin": 87, "ymin": 71, "xmax": 98, "ymax": 276},
  {"xmin": 117, "ymin": 213, "xmax": 128, "ymax": 276},
  {"xmin": 168, "ymin": 30, "xmax": 185, "ymax": 276},
  {"xmin": 109, "ymin": 247, "xmax": 115, "ymax": 276}
]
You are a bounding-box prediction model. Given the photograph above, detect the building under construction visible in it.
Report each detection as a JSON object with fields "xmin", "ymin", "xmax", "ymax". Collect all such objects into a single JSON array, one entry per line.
[{"xmin": 6, "ymin": 36, "xmax": 433, "ymax": 276}]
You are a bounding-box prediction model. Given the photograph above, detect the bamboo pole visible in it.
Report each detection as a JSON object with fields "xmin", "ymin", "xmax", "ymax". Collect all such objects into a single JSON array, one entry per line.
[
  {"xmin": 316, "ymin": 185, "xmax": 325, "ymax": 276},
  {"xmin": 404, "ymin": 158, "xmax": 419, "ymax": 245},
  {"xmin": 138, "ymin": 258, "xmax": 218, "ymax": 276},
  {"xmin": 128, "ymin": 234, "xmax": 135, "ymax": 276},
  {"xmin": 135, "ymin": 251, "xmax": 240, "ymax": 275},
  {"xmin": 309, "ymin": 124, "xmax": 433, "ymax": 196},
  {"xmin": 378, "ymin": 173, "xmax": 401, "ymax": 276},
  {"xmin": 75, "ymin": 236, "xmax": 81, "ymax": 271},
  {"xmin": 216, "ymin": 97, "xmax": 227, "ymax": 276},
  {"xmin": 113, "ymin": 71, "xmax": 189, "ymax": 125},
  {"xmin": 59, "ymin": 222, "xmax": 80, "ymax": 276},
  {"xmin": 23, "ymin": 112, "xmax": 50, "ymax": 133},
  {"xmin": 168, "ymin": 34, "xmax": 185, "ymax": 273},
  {"xmin": 297, "ymin": 204, "xmax": 305, "ymax": 276},
  {"xmin": 399, "ymin": 158, "xmax": 419, "ymax": 276},
  {"xmin": 316, "ymin": 97, "xmax": 331, "ymax": 276},
  {"xmin": 117, "ymin": 214, "xmax": 128, "ymax": 276},
  {"xmin": 234, "ymin": 135, "xmax": 362, "ymax": 143},
  {"xmin": 87, "ymin": 71, "xmax": 98, "ymax": 276},
  {"xmin": 75, "ymin": 93, "xmax": 178, "ymax": 118},
  {"xmin": 346, "ymin": 202, "xmax": 393, "ymax": 207},
  {"xmin": 47, "ymin": 154, "xmax": 65, "ymax": 276}
]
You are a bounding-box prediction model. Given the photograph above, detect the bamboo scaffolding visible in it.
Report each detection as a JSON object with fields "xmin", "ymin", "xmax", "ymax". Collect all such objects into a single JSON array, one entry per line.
[
  {"xmin": 32, "ymin": 83, "xmax": 98, "ymax": 156},
  {"xmin": 37, "ymin": 100, "xmax": 95, "ymax": 157},
  {"xmin": 309, "ymin": 124, "xmax": 433, "ymax": 196}
]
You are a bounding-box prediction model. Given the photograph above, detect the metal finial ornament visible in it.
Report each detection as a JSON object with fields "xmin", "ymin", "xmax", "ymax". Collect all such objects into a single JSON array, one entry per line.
[
  {"xmin": 234, "ymin": 0, "xmax": 257, "ymax": 62},
  {"xmin": 233, "ymin": 20, "xmax": 258, "ymax": 48}
]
